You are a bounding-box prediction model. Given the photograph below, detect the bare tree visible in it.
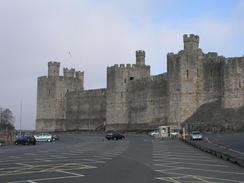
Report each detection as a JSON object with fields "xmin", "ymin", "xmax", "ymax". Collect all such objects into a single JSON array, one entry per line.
[{"xmin": 0, "ymin": 108, "xmax": 15, "ymax": 130}]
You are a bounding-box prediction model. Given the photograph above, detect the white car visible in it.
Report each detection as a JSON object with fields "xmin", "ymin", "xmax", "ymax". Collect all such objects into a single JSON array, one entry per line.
[
  {"xmin": 34, "ymin": 133, "xmax": 53, "ymax": 142},
  {"xmin": 190, "ymin": 131, "xmax": 203, "ymax": 140},
  {"xmin": 149, "ymin": 130, "xmax": 159, "ymax": 137}
]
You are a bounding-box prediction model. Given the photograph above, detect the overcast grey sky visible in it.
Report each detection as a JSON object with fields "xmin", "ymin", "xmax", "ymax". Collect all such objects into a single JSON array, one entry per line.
[{"xmin": 0, "ymin": 0, "xmax": 243, "ymax": 130}]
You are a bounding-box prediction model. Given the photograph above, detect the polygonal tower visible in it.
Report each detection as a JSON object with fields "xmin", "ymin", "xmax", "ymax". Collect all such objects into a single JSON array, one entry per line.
[
  {"xmin": 183, "ymin": 34, "xmax": 199, "ymax": 52},
  {"xmin": 167, "ymin": 34, "xmax": 202, "ymax": 128},
  {"xmin": 48, "ymin": 61, "xmax": 60, "ymax": 77},
  {"xmin": 36, "ymin": 62, "xmax": 84, "ymax": 132},
  {"xmin": 106, "ymin": 50, "xmax": 150, "ymax": 131},
  {"xmin": 136, "ymin": 50, "xmax": 145, "ymax": 65}
]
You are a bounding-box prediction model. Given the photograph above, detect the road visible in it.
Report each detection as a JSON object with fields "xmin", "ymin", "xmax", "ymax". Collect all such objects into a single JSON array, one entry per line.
[
  {"xmin": 205, "ymin": 133, "xmax": 244, "ymax": 153},
  {"xmin": 0, "ymin": 133, "xmax": 243, "ymax": 183}
]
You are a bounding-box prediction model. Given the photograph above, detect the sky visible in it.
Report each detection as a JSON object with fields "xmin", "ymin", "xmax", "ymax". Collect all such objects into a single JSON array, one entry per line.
[{"xmin": 0, "ymin": 0, "xmax": 243, "ymax": 130}]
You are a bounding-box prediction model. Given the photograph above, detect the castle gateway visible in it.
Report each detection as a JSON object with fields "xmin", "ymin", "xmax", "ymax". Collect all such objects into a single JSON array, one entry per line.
[{"xmin": 36, "ymin": 34, "xmax": 244, "ymax": 132}]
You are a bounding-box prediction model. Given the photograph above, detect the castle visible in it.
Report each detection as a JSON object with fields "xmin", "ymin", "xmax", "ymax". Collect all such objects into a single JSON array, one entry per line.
[{"xmin": 36, "ymin": 34, "xmax": 244, "ymax": 132}]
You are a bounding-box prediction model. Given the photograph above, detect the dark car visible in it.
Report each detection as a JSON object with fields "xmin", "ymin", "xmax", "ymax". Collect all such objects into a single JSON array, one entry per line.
[
  {"xmin": 106, "ymin": 132, "xmax": 125, "ymax": 140},
  {"xmin": 15, "ymin": 135, "xmax": 36, "ymax": 145},
  {"xmin": 52, "ymin": 134, "xmax": 60, "ymax": 141}
]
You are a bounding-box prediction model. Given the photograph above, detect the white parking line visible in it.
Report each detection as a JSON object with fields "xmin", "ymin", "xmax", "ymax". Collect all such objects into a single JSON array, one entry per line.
[
  {"xmin": 8, "ymin": 175, "xmax": 83, "ymax": 183},
  {"xmin": 153, "ymin": 157, "xmax": 219, "ymax": 162},
  {"xmin": 55, "ymin": 169, "xmax": 85, "ymax": 176},
  {"xmin": 154, "ymin": 162, "xmax": 229, "ymax": 167},
  {"xmin": 15, "ymin": 163, "xmax": 33, "ymax": 167},
  {"xmin": 156, "ymin": 172, "xmax": 241, "ymax": 183},
  {"xmin": 35, "ymin": 158, "xmax": 52, "ymax": 162}
]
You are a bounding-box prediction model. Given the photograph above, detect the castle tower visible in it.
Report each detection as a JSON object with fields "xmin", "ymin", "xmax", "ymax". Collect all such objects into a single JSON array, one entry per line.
[
  {"xmin": 36, "ymin": 62, "xmax": 84, "ymax": 132},
  {"xmin": 167, "ymin": 34, "xmax": 202, "ymax": 128},
  {"xmin": 63, "ymin": 68, "xmax": 75, "ymax": 78},
  {"xmin": 183, "ymin": 34, "xmax": 199, "ymax": 52},
  {"xmin": 106, "ymin": 50, "xmax": 150, "ymax": 131},
  {"xmin": 75, "ymin": 71, "xmax": 84, "ymax": 90},
  {"xmin": 136, "ymin": 50, "xmax": 145, "ymax": 65},
  {"xmin": 48, "ymin": 61, "xmax": 60, "ymax": 77}
]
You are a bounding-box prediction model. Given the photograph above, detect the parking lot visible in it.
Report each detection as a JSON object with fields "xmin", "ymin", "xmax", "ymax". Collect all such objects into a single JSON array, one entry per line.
[
  {"xmin": 153, "ymin": 140, "xmax": 244, "ymax": 182},
  {"xmin": 0, "ymin": 133, "xmax": 129, "ymax": 183},
  {"xmin": 0, "ymin": 133, "xmax": 243, "ymax": 182}
]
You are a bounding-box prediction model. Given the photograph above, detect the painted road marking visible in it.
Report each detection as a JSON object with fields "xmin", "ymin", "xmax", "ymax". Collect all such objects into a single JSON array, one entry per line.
[
  {"xmin": 154, "ymin": 162, "xmax": 230, "ymax": 167},
  {"xmin": 153, "ymin": 140, "xmax": 244, "ymax": 183}
]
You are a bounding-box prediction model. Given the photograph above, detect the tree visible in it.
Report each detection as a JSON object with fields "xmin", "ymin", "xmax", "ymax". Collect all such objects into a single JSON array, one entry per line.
[{"xmin": 0, "ymin": 107, "xmax": 15, "ymax": 130}]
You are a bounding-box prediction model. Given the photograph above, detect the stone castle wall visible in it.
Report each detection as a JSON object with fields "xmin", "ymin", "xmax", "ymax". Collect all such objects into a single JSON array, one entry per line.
[
  {"xmin": 127, "ymin": 74, "xmax": 168, "ymax": 130},
  {"xmin": 106, "ymin": 62, "xmax": 150, "ymax": 131},
  {"xmin": 65, "ymin": 89, "xmax": 106, "ymax": 131},
  {"xmin": 36, "ymin": 34, "xmax": 244, "ymax": 132},
  {"xmin": 222, "ymin": 57, "xmax": 244, "ymax": 108},
  {"xmin": 36, "ymin": 62, "xmax": 84, "ymax": 132}
]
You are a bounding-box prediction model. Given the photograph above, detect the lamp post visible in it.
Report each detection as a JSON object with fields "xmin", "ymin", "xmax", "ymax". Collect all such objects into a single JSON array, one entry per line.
[{"xmin": 19, "ymin": 101, "xmax": 22, "ymax": 136}]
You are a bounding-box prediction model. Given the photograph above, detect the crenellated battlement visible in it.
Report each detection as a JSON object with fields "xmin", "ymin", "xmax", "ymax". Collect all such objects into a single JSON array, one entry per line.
[
  {"xmin": 206, "ymin": 52, "xmax": 218, "ymax": 58},
  {"xmin": 48, "ymin": 61, "xmax": 60, "ymax": 67},
  {"xmin": 183, "ymin": 34, "xmax": 199, "ymax": 51},
  {"xmin": 68, "ymin": 88, "xmax": 106, "ymax": 97},
  {"xmin": 108, "ymin": 63, "xmax": 149, "ymax": 71},
  {"xmin": 136, "ymin": 50, "xmax": 145, "ymax": 65},
  {"xmin": 63, "ymin": 68, "xmax": 75, "ymax": 78},
  {"xmin": 224, "ymin": 57, "xmax": 244, "ymax": 70},
  {"xmin": 38, "ymin": 76, "xmax": 47, "ymax": 81},
  {"xmin": 183, "ymin": 34, "xmax": 199, "ymax": 43},
  {"xmin": 150, "ymin": 73, "xmax": 168, "ymax": 81},
  {"xmin": 48, "ymin": 61, "xmax": 60, "ymax": 77},
  {"xmin": 167, "ymin": 52, "xmax": 177, "ymax": 60},
  {"xmin": 75, "ymin": 71, "xmax": 84, "ymax": 79},
  {"xmin": 129, "ymin": 74, "xmax": 167, "ymax": 87},
  {"xmin": 136, "ymin": 50, "xmax": 145, "ymax": 57}
]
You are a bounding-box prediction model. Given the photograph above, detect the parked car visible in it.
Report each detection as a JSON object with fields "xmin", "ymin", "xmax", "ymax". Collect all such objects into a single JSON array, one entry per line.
[
  {"xmin": 15, "ymin": 135, "xmax": 36, "ymax": 145},
  {"xmin": 190, "ymin": 131, "xmax": 203, "ymax": 140},
  {"xmin": 106, "ymin": 132, "xmax": 125, "ymax": 140},
  {"xmin": 34, "ymin": 133, "xmax": 53, "ymax": 142},
  {"xmin": 51, "ymin": 134, "xmax": 60, "ymax": 141},
  {"xmin": 149, "ymin": 130, "xmax": 159, "ymax": 137},
  {"xmin": 0, "ymin": 141, "xmax": 5, "ymax": 146}
]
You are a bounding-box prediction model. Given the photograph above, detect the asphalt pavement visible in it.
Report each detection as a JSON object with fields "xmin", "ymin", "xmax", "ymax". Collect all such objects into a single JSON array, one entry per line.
[{"xmin": 0, "ymin": 133, "xmax": 243, "ymax": 183}]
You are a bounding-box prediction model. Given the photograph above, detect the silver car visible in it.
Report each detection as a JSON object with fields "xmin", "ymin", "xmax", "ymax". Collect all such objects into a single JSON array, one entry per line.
[
  {"xmin": 190, "ymin": 131, "xmax": 203, "ymax": 140},
  {"xmin": 34, "ymin": 133, "xmax": 53, "ymax": 142}
]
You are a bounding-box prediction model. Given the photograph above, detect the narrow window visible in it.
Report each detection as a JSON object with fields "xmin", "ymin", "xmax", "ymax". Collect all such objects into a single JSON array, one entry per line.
[
  {"xmin": 186, "ymin": 70, "xmax": 189, "ymax": 79},
  {"xmin": 239, "ymin": 80, "xmax": 241, "ymax": 88},
  {"xmin": 48, "ymin": 89, "xmax": 50, "ymax": 95},
  {"xmin": 124, "ymin": 78, "xmax": 127, "ymax": 83}
]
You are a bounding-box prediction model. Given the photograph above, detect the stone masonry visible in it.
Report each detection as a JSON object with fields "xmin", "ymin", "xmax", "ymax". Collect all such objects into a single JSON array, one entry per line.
[{"xmin": 36, "ymin": 34, "xmax": 244, "ymax": 132}]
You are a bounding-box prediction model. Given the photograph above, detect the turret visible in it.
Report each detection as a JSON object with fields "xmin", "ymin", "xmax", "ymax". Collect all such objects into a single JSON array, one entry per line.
[
  {"xmin": 183, "ymin": 34, "xmax": 199, "ymax": 52},
  {"xmin": 48, "ymin": 61, "xmax": 60, "ymax": 77},
  {"xmin": 63, "ymin": 68, "xmax": 75, "ymax": 78},
  {"xmin": 75, "ymin": 71, "xmax": 84, "ymax": 80},
  {"xmin": 136, "ymin": 50, "xmax": 145, "ymax": 65}
]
